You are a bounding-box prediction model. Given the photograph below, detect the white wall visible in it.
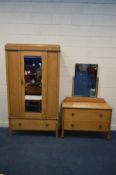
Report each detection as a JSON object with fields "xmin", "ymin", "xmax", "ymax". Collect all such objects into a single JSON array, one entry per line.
[{"xmin": 0, "ymin": 2, "xmax": 116, "ymax": 129}]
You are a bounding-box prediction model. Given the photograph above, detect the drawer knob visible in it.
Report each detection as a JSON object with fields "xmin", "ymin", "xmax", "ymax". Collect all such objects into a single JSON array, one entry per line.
[
  {"xmin": 71, "ymin": 113, "xmax": 75, "ymax": 117},
  {"xmin": 45, "ymin": 124, "xmax": 49, "ymax": 127},
  {"xmin": 98, "ymin": 125, "xmax": 102, "ymax": 129},
  {"xmin": 71, "ymin": 124, "xmax": 74, "ymax": 128},
  {"xmin": 18, "ymin": 123, "xmax": 22, "ymax": 127},
  {"xmin": 99, "ymin": 114, "xmax": 103, "ymax": 118}
]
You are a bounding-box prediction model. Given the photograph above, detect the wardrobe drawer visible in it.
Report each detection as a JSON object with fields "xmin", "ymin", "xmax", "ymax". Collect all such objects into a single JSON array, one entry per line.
[
  {"xmin": 10, "ymin": 119, "xmax": 57, "ymax": 131},
  {"xmin": 64, "ymin": 121, "xmax": 109, "ymax": 132},
  {"xmin": 63, "ymin": 108, "xmax": 111, "ymax": 122}
]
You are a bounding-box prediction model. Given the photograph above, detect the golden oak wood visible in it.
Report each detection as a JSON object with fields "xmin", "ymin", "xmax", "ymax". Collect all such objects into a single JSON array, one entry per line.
[
  {"xmin": 10, "ymin": 119, "xmax": 57, "ymax": 131},
  {"xmin": 63, "ymin": 97, "xmax": 106, "ymax": 103},
  {"xmin": 47, "ymin": 52, "xmax": 59, "ymax": 119},
  {"xmin": 6, "ymin": 51, "xmax": 21, "ymax": 118},
  {"xmin": 5, "ymin": 43, "xmax": 60, "ymax": 137},
  {"xmin": 62, "ymin": 97, "xmax": 112, "ymax": 139},
  {"xmin": 64, "ymin": 121, "xmax": 109, "ymax": 131},
  {"xmin": 63, "ymin": 109, "xmax": 111, "ymax": 122},
  {"xmin": 5, "ymin": 43, "xmax": 60, "ymax": 51}
]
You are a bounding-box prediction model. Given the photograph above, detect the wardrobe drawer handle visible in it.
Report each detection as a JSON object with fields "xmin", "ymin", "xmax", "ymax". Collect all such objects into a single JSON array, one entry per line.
[
  {"xmin": 45, "ymin": 124, "xmax": 49, "ymax": 127},
  {"xmin": 71, "ymin": 113, "xmax": 75, "ymax": 117},
  {"xmin": 99, "ymin": 114, "xmax": 103, "ymax": 118},
  {"xmin": 71, "ymin": 124, "xmax": 74, "ymax": 128},
  {"xmin": 98, "ymin": 125, "xmax": 102, "ymax": 129},
  {"xmin": 18, "ymin": 123, "xmax": 22, "ymax": 127}
]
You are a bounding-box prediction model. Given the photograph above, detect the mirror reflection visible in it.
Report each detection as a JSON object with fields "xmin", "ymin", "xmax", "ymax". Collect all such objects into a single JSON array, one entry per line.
[
  {"xmin": 74, "ymin": 64, "xmax": 98, "ymax": 97},
  {"xmin": 24, "ymin": 56, "xmax": 42, "ymax": 112}
]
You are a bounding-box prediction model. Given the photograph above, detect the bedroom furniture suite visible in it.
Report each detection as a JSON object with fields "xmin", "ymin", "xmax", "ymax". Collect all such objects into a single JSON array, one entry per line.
[
  {"xmin": 5, "ymin": 43, "xmax": 60, "ymax": 137},
  {"xmin": 5, "ymin": 44, "xmax": 112, "ymax": 139}
]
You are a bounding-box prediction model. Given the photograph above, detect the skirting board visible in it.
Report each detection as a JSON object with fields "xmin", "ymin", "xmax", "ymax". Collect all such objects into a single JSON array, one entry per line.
[
  {"xmin": 0, "ymin": 121, "xmax": 8, "ymax": 127},
  {"xmin": 111, "ymin": 124, "xmax": 116, "ymax": 131}
]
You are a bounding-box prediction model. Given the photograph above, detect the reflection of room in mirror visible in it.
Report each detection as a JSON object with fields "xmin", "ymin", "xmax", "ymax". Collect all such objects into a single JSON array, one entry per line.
[
  {"xmin": 24, "ymin": 55, "xmax": 42, "ymax": 113},
  {"xmin": 24, "ymin": 56, "xmax": 42, "ymax": 96},
  {"xmin": 74, "ymin": 64, "xmax": 98, "ymax": 97},
  {"xmin": 25, "ymin": 100, "xmax": 42, "ymax": 113}
]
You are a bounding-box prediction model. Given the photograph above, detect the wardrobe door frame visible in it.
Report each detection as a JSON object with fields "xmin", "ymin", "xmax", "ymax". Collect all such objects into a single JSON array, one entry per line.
[
  {"xmin": 6, "ymin": 51, "xmax": 21, "ymax": 118},
  {"xmin": 47, "ymin": 51, "xmax": 60, "ymax": 119},
  {"xmin": 20, "ymin": 51, "xmax": 47, "ymax": 119}
]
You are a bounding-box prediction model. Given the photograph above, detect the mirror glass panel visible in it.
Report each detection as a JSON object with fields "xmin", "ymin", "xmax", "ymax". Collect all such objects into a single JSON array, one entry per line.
[
  {"xmin": 24, "ymin": 56, "xmax": 42, "ymax": 112},
  {"xmin": 74, "ymin": 64, "xmax": 98, "ymax": 97}
]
